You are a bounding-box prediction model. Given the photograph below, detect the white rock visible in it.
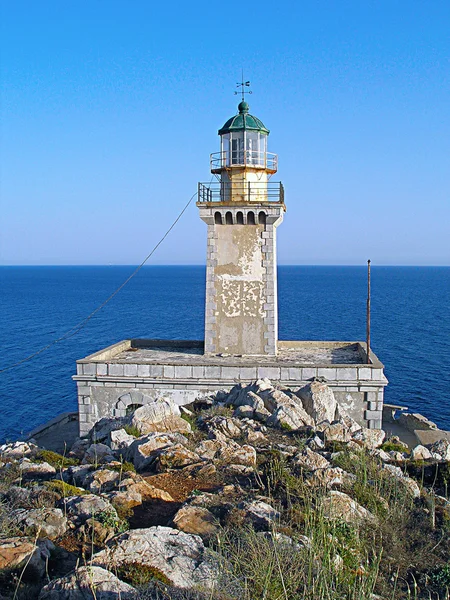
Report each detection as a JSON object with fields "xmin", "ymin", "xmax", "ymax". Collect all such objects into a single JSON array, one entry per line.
[
  {"xmin": 82, "ymin": 443, "xmax": 115, "ymax": 465},
  {"xmin": 238, "ymin": 500, "xmax": 281, "ymax": 529},
  {"xmin": 321, "ymin": 491, "xmax": 377, "ymax": 525},
  {"xmin": 307, "ymin": 467, "xmax": 355, "ymax": 488},
  {"xmin": 12, "ymin": 508, "xmax": 67, "ymax": 540},
  {"xmin": 20, "ymin": 459, "xmax": 56, "ymax": 480},
  {"xmin": 61, "ymin": 495, "xmax": 117, "ymax": 526},
  {"xmin": 298, "ymin": 380, "xmax": 337, "ymax": 424},
  {"xmin": 127, "ymin": 432, "xmax": 188, "ymax": 471},
  {"xmin": 294, "ymin": 447, "xmax": 330, "ymax": 471},
  {"xmin": 0, "ymin": 441, "xmax": 36, "ymax": 459},
  {"xmin": 352, "ymin": 428, "xmax": 386, "ymax": 450},
  {"xmin": 109, "ymin": 428, "xmax": 136, "ymax": 451},
  {"xmin": 428, "ymin": 440, "xmax": 450, "ymax": 461},
  {"xmin": 204, "ymin": 416, "xmax": 243, "ymax": 439},
  {"xmin": 91, "ymin": 526, "xmax": 219, "ymax": 589},
  {"xmin": 38, "ymin": 566, "xmax": 138, "ymax": 599},
  {"xmin": 129, "ymin": 400, "xmax": 191, "ymax": 436},
  {"xmin": 410, "ymin": 445, "xmax": 432, "ymax": 461}
]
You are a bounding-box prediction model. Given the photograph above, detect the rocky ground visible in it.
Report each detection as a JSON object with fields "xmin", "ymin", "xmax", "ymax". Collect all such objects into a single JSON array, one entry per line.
[{"xmin": 1, "ymin": 378, "xmax": 450, "ymax": 599}]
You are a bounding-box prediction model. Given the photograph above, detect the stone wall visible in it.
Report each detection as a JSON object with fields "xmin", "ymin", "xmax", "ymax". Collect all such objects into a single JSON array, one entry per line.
[{"xmin": 74, "ymin": 340, "xmax": 387, "ymax": 436}]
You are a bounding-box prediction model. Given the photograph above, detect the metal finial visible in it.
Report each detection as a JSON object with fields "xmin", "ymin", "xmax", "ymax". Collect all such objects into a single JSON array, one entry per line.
[{"xmin": 234, "ymin": 71, "xmax": 252, "ymax": 101}]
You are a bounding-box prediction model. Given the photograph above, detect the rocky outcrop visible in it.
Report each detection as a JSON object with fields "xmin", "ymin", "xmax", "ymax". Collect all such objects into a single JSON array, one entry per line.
[
  {"xmin": 91, "ymin": 526, "xmax": 219, "ymax": 589},
  {"xmin": 3, "ymin": 377, "xmax": 450, "ymax": 600}
]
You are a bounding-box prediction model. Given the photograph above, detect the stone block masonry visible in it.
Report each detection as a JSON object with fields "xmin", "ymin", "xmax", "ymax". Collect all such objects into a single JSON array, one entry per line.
[
  {"xmin": 73, "ymin": 339, "xmax": 388, "ymax": 436},
  {"xmin": 198, "ymin": 203, "xmax": 283, "ymax": 356}
]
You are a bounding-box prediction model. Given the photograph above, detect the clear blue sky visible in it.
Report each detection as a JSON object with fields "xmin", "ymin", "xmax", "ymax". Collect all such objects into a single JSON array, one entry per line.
[{"xmin": 1, "ymin": 1, "xmax": 449, "ymax": 266}]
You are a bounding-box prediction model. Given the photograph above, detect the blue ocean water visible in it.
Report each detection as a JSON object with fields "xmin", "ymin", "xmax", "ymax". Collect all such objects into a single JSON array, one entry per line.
[{"xmin": 0, "ymin": 266, "xmax": 449, "ymax": 442}]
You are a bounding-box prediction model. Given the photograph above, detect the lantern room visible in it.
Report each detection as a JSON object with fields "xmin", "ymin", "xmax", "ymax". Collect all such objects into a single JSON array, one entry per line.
[{"xmin": 210, "ymin": 101, "xmax": 278, "ymax": 173}]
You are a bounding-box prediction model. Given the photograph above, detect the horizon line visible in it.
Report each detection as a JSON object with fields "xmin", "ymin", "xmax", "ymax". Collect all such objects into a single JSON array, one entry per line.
[{"xmin": 1, "ymin": 263, "xmax": 449, "ymax": 268}]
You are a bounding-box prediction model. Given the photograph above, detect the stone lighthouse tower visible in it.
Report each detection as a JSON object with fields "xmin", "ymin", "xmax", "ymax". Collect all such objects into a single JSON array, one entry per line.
[{"xmin": 198, "ymin": 99, "xmax": 285, "ymax": 356}]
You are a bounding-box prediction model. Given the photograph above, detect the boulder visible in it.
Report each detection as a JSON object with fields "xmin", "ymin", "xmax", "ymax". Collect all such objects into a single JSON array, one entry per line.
[
  {"xmin": 128, "ymin": 400, "xmax": 191, "ymax": 436},
  {"xmin": 298, "ymin": 380, "xmax": 337, "ymax": 424},
  {"xmin": 259, "ymin": 388, "xmax": 315, "ymax": 429},
  {"xmin": 84, "ymin": 469, "xmax": 121, "ymax": 494},
  {"xmin": 0, "ymin": 537, "xmax": 54, "ymax": 577},
  {"xmin": 267, "ymin": 404, "xmax": 313, "ymax": 431},
  {"xmin": 410, "ymin": 445, "xmax": 432, "ymax": 461},
  {"xmin": 233, "ymin": 405, "xmax": 255, "ymax": 419},
  {"xmin": 89, "ymin": 416, "xmax": 127, "ymax": 444},
  {"xmin": 0, "ymin": 441, "xmax": 36, "ymax": 460},
  {"xmin": 203, "ymin": 416, "xmax": 243, "ymax": 439},
  {"xmin": 196, "ymin": 439, "xmax": 225, "ymax": 461},
  {"xmin": 238, "ymin": 500, "xmax": 281, "ymax": 530},
  {"xmin": 219, "ymin": 444, "xmax": 256, "ymax": 467},
  {"xmin": 109, "ymin": 429, "xmax": 136, "ymax": 451},
  {"xmin": 127, "ymin": 432, "xmax": 188, "ymax": 471},
  {"xmin": 294, "ymin": 447, "xmax": 330, "ymax": 471},
  {"xmin": 38, "ymin": 565, "xmax": 138, "ymax": 599},
  {"xmin": 59, "ymin": 464, "xmax": 94, "ymax": 488},
  {"xmin": 307, "ymin": 435, "xmax": 325, "ymax": 451},
  {"xmin": 428, "ymin": 439, "xmax": 450, "ymax": 461},
  {"xmin": 61, "ymin": 494, "xmax": 117, "ymax": 526},
  {"xmin": 12, "ymin": 508, "xmax": 67, "ymax": 540},
  {"xmin": 322, "ymin": 422, "xmax": 352, "ymax": 444},
  {"xmin": 243, "ymin": 392, "xmax": 271, "ymax": 421},
  {"xmin": 321, "ymin": 491, "xmax": 377, "ymax": 525},
  {"xmin": 352, "ymin": 428, "xmax": 386, "ymax": 450},
  {"xmin": 173, "ymin": 506, "xmax": 218, "ymax": 539},
  {"xmin": 68, "ymin": 438, "xmax": 90, "ymax": 460},
  {"xmin": 382, "ymin": 464, "xmax": 421, "ymax": 498},
  {"xmin": 20, "ymin": 459, "xmax": 56, "ymax": 480},
  {"xmin": 307, "ymin": 467, "xmax": 355, "ymax": 489},
  {"xmin": 82, "ymin": 443, "xmax": 115, "ymax": 465},
  {"xmin": 91, "ymin": 526, "xmax": 219, "ymax": 589},
  {"xmin": 116, "ymin": 475, "xmax": 174, "ymax": 502},
  {"xmin": 156, "ymin": 444, "xmax": 201, "ymax": 471}
]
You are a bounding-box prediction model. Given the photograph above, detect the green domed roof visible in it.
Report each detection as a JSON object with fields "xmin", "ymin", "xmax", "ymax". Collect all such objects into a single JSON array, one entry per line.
[{"xmin": 218, "ymin": 101, "xmax": 269, "ymax": 135}]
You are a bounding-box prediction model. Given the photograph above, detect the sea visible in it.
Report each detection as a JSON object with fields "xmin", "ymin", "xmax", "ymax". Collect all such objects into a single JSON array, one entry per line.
[{"xmin": 0, "ymin": 266, "xmax": 449, "ymax": 442}]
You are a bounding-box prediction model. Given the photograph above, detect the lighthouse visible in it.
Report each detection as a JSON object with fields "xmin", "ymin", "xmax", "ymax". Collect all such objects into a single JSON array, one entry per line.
[
  {"xmin": 198, "ymin": 99, "xmax": 285, "ymax": 356},
  {"xmin": 75, "ymin": 90, "xmax": 388, "ymax": 436}
]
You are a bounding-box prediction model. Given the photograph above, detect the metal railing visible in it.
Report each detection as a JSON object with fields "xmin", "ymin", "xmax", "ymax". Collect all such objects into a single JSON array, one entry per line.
[
  {"xmin": 210, "ymin": 151, "xmax": 278, "ymax": 171},
  {"xmin": 198, "ymin": 181, "xmax": 284, "ymax": 204}
]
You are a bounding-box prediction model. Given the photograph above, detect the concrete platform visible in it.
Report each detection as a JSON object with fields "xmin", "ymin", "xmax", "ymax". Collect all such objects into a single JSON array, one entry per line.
[
  {"xmin": 27, "ymin": 412, "xmax": 79, "ymax": 454},
  {"xmin": 74, "ymin": 339, "xmax": 388, "ymax": 436}
]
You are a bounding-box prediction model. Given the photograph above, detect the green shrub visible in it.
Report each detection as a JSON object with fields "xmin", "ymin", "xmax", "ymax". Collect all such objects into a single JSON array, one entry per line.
[
  {"xmin": 381, "ymin": 441, "xmax": 407, "ymax": 453},
  {"xmin": 116, "ymin": 562, "xmax": 172, "ymax": 587},
  {"xmin": 124, "ymin": 424, "xmax": 141, "ymax": 438},
  {"xmin": 96, "ymin": 509, "xmax": 128, "ymax": 533},
  {"xmin": 43, "ymin": 479, "xmax": 88, "ymax": 497},
  {"xmin": 180, "ymin": 412, "xmax": 198, "ymax": 429},
  {"xmin": 35, "ymin": 449, "xmax": 79, "ymax": 468},
  {"xmin": 109, "ymin": 461, "xmax": 136, "ymax": 473},
  {"xmin": 429, "ymin": 563, "xmax": 450, "ymax": 593}
]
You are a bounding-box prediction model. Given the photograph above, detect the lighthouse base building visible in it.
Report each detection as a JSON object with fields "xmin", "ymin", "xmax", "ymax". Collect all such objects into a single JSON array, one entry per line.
[{"xmin": 74, "ymin": 100, "xmax": 387, "ymax": 437}]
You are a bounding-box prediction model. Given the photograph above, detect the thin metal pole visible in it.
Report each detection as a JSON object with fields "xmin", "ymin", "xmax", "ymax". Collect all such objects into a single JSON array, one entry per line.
[{"xmin": 366, "ymin": 259, "xmax": 371, "ymax": 364}]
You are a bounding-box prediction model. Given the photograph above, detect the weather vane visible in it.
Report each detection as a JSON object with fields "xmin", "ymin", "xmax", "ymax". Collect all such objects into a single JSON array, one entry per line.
[{"xmin": 235, "ymin": 72, "xmax": 252, "ymax": 102}]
